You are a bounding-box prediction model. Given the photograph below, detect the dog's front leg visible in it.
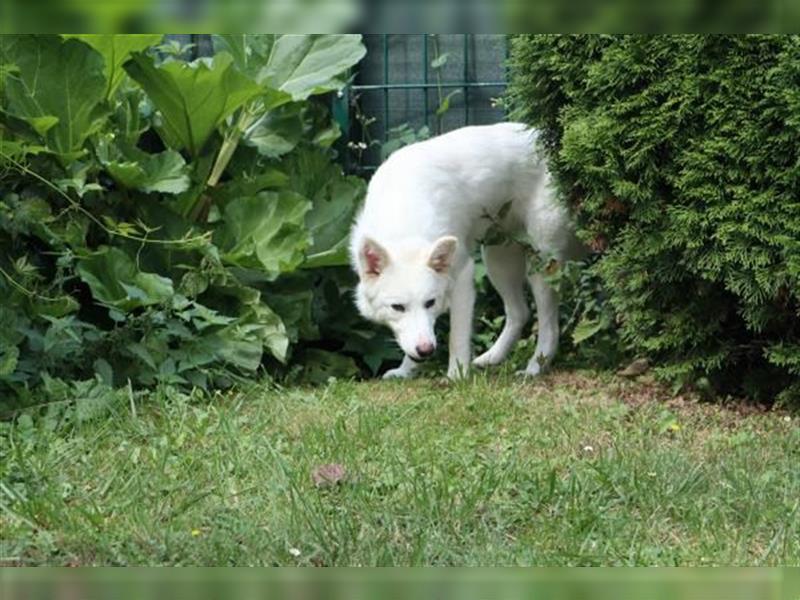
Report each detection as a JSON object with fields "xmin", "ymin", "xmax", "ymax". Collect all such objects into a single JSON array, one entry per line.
[
  {"xmin": 447, "ymin": 258, "xmax": 476, "ymax": 380},
  {"xmin": 382, "ymin": 354, "xmax": 419, "ymax": 379}
]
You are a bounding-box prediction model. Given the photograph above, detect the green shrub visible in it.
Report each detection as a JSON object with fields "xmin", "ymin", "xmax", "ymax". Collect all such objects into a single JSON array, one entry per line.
[
  {"xmin": 0, "ymin": 35, "xmax": 398, "ymax": 411},
  {"xmin": 509, "ymin": 35, "xmax": 800, "ymax": 402}
]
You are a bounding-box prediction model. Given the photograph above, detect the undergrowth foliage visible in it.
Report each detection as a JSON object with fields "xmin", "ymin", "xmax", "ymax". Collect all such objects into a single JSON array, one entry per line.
[
  {"xmin": 0, "ymin": 34, "xmax": 399, "ymax": 411},
  {"xmin": 509, "ymin": 35, "xmax": 800, "ymax": 402}
]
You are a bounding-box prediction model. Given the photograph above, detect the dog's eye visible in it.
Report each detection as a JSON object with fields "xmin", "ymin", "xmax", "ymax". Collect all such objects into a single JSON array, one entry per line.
[
  {"xmin": 390, "ymin": 303, "xmax": 406, "ymax": 312},
  {"xmin": 424, "ymin": 298, "xmax": 436, "ymax": 309}
]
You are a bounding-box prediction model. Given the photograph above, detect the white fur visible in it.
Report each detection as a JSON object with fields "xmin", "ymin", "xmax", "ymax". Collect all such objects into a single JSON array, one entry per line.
[{"xmin": 350, "ymin": 123, "xmax": 583, "ymax": 380}]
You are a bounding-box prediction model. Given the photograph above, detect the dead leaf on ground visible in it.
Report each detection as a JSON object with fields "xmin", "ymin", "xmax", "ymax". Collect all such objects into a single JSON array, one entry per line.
[{"xmin": 311, "ymin": 463, "xmax": 347, "ymax": 488}]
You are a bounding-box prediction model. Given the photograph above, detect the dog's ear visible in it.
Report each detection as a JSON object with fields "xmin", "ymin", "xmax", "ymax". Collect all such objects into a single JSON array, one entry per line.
[
  {"xmin": 360, "ymin": 237, "xmax": 390, "ymax": 277},
  {"xmin": 427, "ymin": 236, "xmax": 458, "ymax": 273}
]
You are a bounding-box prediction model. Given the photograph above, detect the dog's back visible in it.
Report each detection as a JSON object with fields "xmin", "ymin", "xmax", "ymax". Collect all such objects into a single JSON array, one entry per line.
[{"xmin": 350, "ymin": 123, "xmax": 554, "ymax": 262}]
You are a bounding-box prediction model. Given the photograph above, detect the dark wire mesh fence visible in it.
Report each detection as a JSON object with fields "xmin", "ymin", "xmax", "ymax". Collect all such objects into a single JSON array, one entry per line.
[{"xmin": 333, "ymin": 34, "xmax": 508, "ymax": 174}]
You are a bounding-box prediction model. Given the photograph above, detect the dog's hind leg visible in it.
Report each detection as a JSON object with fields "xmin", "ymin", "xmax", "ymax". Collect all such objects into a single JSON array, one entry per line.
[
  {"xmin": 473, "ymin": 244, "xmax": 530, "ymax": 368},
  {"xmin": 521, "ymin": 271, "xmax": 560, "ymax": 377}
]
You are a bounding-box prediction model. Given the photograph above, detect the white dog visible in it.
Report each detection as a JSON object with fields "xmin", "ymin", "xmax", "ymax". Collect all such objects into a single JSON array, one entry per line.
[{"xmin": 350, "ymin": 123, "xmax": 583, "ymax": 379}]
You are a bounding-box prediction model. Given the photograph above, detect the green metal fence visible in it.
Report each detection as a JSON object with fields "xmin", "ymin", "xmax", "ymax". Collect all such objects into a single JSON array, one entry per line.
[{"xmin": 333, "ymin": 34, "xmax": 508, "ymax": 174}]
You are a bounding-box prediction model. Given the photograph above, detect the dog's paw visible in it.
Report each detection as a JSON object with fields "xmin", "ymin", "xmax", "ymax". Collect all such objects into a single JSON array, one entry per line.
[
  {"xmin": 516, "ymin": 361, "xmax": 549, "ymax": 379},
  {"xmin": 447, "ymin": 365, "xmax": 470, "ymax": 380},
  {"xmin": 515, "ymin": 368, "xmax": 541, "ymax": 379},
  {"xmin": 473, "ymin": 349, "xmax": 504, "ymax": 368},
  {"xmin": 516, "ymin": 353, "xmax": 552, "ymax": 379},
  {"xmin": 382, "ymin": 367, "xmax": 412, "ymax": 380}
]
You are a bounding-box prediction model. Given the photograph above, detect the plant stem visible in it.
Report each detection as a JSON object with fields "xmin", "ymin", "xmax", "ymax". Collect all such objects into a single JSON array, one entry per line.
[
  {"xmin": 207, "ymin": 103, "xmax": 259, "ymax": 188},
  {"xmin": 433, "ymin": 35, "xmax": 444, "ymax": 135},
  {"xmin": 192, "ymin": 100, "xmax": 262, "ymax": 223}
]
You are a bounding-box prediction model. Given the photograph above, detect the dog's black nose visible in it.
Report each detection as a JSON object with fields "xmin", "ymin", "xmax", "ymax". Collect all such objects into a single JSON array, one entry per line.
[{"xmin": 415, "ymin": 343, "xmax": 435, "ymax": 358}]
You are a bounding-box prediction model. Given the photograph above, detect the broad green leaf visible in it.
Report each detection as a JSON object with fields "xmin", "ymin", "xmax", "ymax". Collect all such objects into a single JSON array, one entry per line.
[
  {"xmin": 105, "ymin": 151, "xmax": 190, "ymax": 194},
  {"xmin": 2, "ymin": 35, "xmax": 108, "ymax": 163},
  {"xmin": 216, "ymin": 190, "xmax": 311, "ymax": 279},
  {"xmin": 77, "ymin": 246, "xmax": 174, "ymax": 311},
  {"xmin": 56, "ymin": 178, "xmax": 103, "ymax": 199},
  {"xmin": 201, "ymin": 277, "xmax": 289, "ymax": 363},
  {"xmin": 125, "ymin": 52, "xmax": 261, "ymax": 156},
  {"xmin": 96, "ymin": 136, "xmax": 190, "ymax": 194},
  {"xmin": 93, "ymin": 358, "xmax": 114, "ymax": 386},
  {"xmin": 55, "ymin": 162, "xmax": 103, "ymax": 198},
  {"xmin": 307, "ymin": 177, "xmax": 364, "ymax": 253},
  {"xmin": 30, "ymin": 295, "xmax": 80, "ymax": 318},
  {"xmin": 572, "ymin": 314, "xmax": 610, "ymax": 344},
  {"xmin": 112, "ymin": 87, "xmax": 150, "ymax": 146},
  {"xmin": 212, "ymin": 169, "xmax": 289, "ymax": 199},
  {"xmin": 0, "ymin": 63, "xmax": 19, "ymax": 96},
  {"xmin": 26, "ymin": 116, "xmax": 59, "ymax": 136},
  {"xmin": 342, "ymin": 330, "xmax": 401, "ymax": 375},
  {"xmin": 219, "ymin": 302, "xmax": 288, "ymax": 365},
  {"xmin": 244, "ymin": 103, "xmax": 304, "ymax": 158},
  {"xmin": 263, "ymin": 283, "xmax": 317, "ymax": 343},
  {"xmin": 283, "ymin": 148, "xmax": 365, "ymax": 268},
  {"xmin": 213, "ymin": 35, "xmax": 250, "ymax": 72},
  {"xmin": 212, "ymin": 34, "xmax": 275, "ymax": 77},
  {"xmin": 303, "ymin": 177, "xmax": 365, "ymax": 268},
  {"xmin": 313, "ymin": 120, "xmax": 341, "ymax": 148},
  {"xmin": 0, "ymin": 140, "xmax": 29, "ymax": 162},
  {"xmin": 245, "ymin": 127, "xmax": 298, "ymax": 158},
  {"xmin": 258, "ymin": 35, "xmax": 366, "ymax": 100},
  {"xmin": 205, "ymin": 327, "xmax": 264, "ymax": 372},
  {"xmin": 1, "ymin": 194, "xmax": 87, "ymax": 257},
  {"xmin": 0, "ymin": 345, "xmax": 19, "ymax": 377},
  {"xmin": 211, "ymin": 35, "xmax": 293, "ymax": 114},
  {"xmin": 67, "ymin": 34, "xmax": 163, "ymax": 99}
]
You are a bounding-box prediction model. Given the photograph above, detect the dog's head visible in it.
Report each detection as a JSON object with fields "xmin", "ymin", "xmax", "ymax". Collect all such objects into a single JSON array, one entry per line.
[{"xmin": 354, "ymin": 236, "xmax": 458, "ymax": 361}]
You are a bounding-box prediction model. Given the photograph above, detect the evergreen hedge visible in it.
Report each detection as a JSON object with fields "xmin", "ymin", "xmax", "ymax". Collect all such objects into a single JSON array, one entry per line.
[{"xmin": 509, "ymin": 35, "xmax": 800, "ymax": 402}]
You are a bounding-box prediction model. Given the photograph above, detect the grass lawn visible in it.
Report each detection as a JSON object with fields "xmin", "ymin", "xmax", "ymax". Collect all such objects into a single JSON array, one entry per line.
[{"xmin": 1, "ymin": 369, "xmax": 799, "ymax": 566}]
